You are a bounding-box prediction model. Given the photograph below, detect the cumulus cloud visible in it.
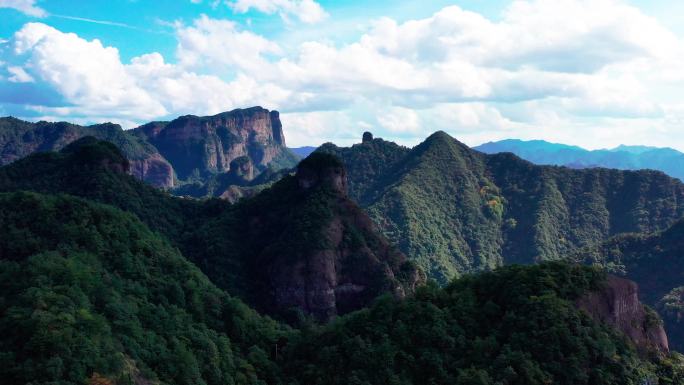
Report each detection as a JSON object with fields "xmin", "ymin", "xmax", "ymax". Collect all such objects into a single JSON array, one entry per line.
[
  {"xmin": 175, "ymin": 15, "xmax": 281, "ymax": 74},
  {"xmin": 378, "ymin": 107, "xmax": 421, "ymax": 134},
  {"xmin": 7, "ymin": 65, "xmax": 33, "ymax": 82},
  {"xmin": 2, "ymin": 0, "xmax": 684, "ymax": 149},
  {"xmin": 0, "ymin": 0, "xmax": 46, "ymax": 17},
  {"xmin": 11, "ymin": 23, "xmax": 166, "ymax": 119},
  {"xmin": 2, "ymin": 22, "xmax": 291, "ymax": 124},
  {"xmin": 228, "ymin": 0, "xmax": 328, "ymax": 24}
]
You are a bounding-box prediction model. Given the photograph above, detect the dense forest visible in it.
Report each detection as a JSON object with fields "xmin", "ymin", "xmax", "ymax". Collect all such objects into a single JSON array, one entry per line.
[
  {"xmin": 1, "ymin": 136, "xmax": 683, "ymax": 384},
  {"xmin": 0, "ymin": 197, "xmax": 680, "ymax": 385},
  {"xmin": 0, "ymin": 139, "xmax": 419, "ymax": 320},
  {"xmin": 0, "ymin": 191, "xmax": 286, "ymax": 385},
  {"xmin": 319, "ymin": 131, "xmax": 684, "ymax": 283}
]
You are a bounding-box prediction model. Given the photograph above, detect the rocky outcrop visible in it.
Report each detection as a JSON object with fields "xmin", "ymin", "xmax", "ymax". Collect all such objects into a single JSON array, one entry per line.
[
  {"xmin": 248, "ymin": 153, "xmax": 424, "ymax": 321},
  {"xmin": 577, "ymin": 276, "xmax": 669, "ymax": 354},
  {"xmin": 129, "ymin": 153, "xmax": 175, "ymax": 188},
  {"xmin": 133, "ymin": 107, "xmax": 297, "ymax": 180},
  {"xmin": 296, "ymin": 152, "xmax": 347, "ymax": 193},
  {"xmin": 0, "ymin": 108, "xmax": 300, "ymax": 190}
]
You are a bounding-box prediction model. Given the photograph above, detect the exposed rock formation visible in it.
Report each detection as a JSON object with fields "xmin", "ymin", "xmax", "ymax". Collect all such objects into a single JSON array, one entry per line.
[
  {"xmin": 242, "ymin": 153, "xmax": 424, "ymax": 321},
  {"xmin": 229, "ymin": 156, "xmax": 255, "ymax": 181},
  {"xmin": 577, "ymin": 276, "xmax": 669, "ymax": 354},
  {"xmin": 133, "ymin": 107, "xmax": 298, "ymax": 180},
  {"xmin": 0, "ymin": 108, "xmax": 300, "ymax": 190},
  {"xmin": 129, "ymin": 153, "xmax": 175, "ymax": 188}
]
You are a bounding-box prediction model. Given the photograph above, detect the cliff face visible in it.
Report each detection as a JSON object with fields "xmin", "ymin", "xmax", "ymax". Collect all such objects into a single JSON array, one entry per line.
[
  {"xmin": 0, "ymin": 108, "xmax": 300, "ymax": 190},
  {"xmin": 133, "ymin": 107, "xmax": 297, "ymax": 181},
  {"xmin": 129, "ymin": 154, "xmax": 175, "ymax": 188},
  {"xmin": 235, "ymin": 153, "xmax": 424, "ymax": 321},
  {"xmin": 577, "ymin": 276, "xmax": 669, "ymax": 354}
]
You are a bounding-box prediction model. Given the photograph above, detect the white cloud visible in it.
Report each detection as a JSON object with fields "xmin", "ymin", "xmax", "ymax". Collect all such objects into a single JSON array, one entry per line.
[
  {"xmin": 280, "ymin": 110, "xmax": 359, "ymax": 146},
  {"xmin": 228, "ymin": 0, "xmax": 328, "ymax": 24},
  {"xmin": 3, "ymin": 1, "xmax": 684, "ymax": 150},
  {"xmin": 7, "ymin": 65, "xmax": 33, "ymax": 82},
  {"xmin": 3, "ymin": 22, "xmax": 291, "ymax": 125},
  {"xmin": 175, "ymin": 15, "xmax": 281, "ymax": 74},
  {"xmin": 11, "ymin": 23, "xmax": 165, "ymax": 119},
  {"xmin": 0, "ymin": 0, "xmax": 46, "ymax": 17},
  {"xmin": 378, "ymin": 107, "xmax": 421, "ymax": 134}
]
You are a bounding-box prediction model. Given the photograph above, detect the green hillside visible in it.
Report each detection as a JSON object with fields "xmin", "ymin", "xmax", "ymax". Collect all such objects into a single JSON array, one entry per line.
[
  {"xmin": 319, "ymin": 132, "xmax": 684, "ymax": 283},
  {"xmin": 0, "ymin": 199, "xmax": 679, "ymax": 385},
  {"xmin": 0, "ymin": 139, "xmax": 419, "ymax": 320}
]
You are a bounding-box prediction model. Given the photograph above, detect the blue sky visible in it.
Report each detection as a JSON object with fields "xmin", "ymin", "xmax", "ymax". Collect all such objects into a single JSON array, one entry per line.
[{"xmin": 1, "ymin": 0, "xmax": 684, "ymax": 149}]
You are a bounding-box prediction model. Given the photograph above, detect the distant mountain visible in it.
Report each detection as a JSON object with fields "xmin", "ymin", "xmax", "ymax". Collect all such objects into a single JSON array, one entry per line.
[
  {"xmin": 0, "ymin": 138, "xmax": 421, "ymax": 320},
  {"xmin": 573, "ymin": 219, "xmax": 684, "ymax": 351},
  {"xmin": 0, "ymin": 116, "xmax": 174, "ymax": 187},
  {"xmin": 475, "ymin": 139, "xmax": 684, "ymax": 181},
  {"xmin": 132, "ymin": 107, "xmax": 299, "ymax": 182},
  {"xmin": 289, "ymin": 146, "xmax": 317, "ymax": 158},
  {"xmin": 0, "ymin": 106, "xmax": 300, "ymax": 189},
  {"xmin": 319, "ymin": 132, "xmax": 684, "ymax": 283}
]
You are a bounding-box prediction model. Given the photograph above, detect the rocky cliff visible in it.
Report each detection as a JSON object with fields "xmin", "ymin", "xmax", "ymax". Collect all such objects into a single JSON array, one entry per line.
[
  {"xmin": 234, "ymin": 152, "xmax": 424, "ymax": 320},
  {"xmin": 573, "ymin": 219, "xmax": 684, "ymax": 351},
  {"xmin": 0, "ymin": 140, "xmax": 423, "ymax": 321},
  {"xmin": 577, "ymin": 275, "xmax": 669, "ymax": 354},
  {"xmin": 133, "ymin": 107, "xmax": 298, "ymax": 181},
  {"xmin": 0, "ymin": 107, "xmax": 300, "ymax": 190}
]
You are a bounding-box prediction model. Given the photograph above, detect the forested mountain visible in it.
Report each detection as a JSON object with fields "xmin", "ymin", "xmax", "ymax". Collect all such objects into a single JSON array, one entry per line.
[
  {"xmin": 319, "ymin": 132, "xmax": 684, "ymax": 283},
  {"xmin": 0, "ymin": 197, "xmax": 679, "ymax": 385},
  {"xmin": 0, "ymin": 116, "xmax": 174, "ymax": 187},
  {"xmin": 0, "ymin": 107, "xmax": 299, "ymax": 190},
  {"xmin": 0, "ymin": 138, "xmax": 420, "ymax": 321},
  {"xmin": 475, "ymin": 139, "xmax": 684, "ymax": 181},
  {"xmin": 0, "ymin": 136, "xmax": 683, "ymax": 383},
  {"xmin": 282, "ymin": 263, "xmax": 680, "ymax": 385},
  {"xmin": 573, "ymin": 220, "xmax": 684, "ymax": 351}
]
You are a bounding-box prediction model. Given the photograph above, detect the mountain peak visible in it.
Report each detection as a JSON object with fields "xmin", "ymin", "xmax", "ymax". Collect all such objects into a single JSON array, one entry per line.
[
  {"xmin": 132, "ymin": 106, "xmax": 296, "ymax": 180},
  {"xmin": 297, "ymin": 152, "xmax": 347, "ymax": 194},
  {"xmin": 61, "ymin": 137, "xmax": 130, "ymax": 174}
]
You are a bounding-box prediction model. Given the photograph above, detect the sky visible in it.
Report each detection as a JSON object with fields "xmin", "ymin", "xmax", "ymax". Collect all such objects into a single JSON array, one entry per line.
[{"xmin": 1, "ymin": 0, "xmax": 684, "ymax": 149}]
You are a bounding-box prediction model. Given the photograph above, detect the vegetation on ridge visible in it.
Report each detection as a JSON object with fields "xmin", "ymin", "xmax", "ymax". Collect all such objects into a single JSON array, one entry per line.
[{"xmin": 319, "ymin": 132, "xmax": 684, "ymax": 284}]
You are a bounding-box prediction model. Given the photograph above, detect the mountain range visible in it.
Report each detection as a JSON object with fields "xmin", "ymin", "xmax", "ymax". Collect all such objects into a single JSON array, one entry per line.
[
  {"xmin": 0, "ymin": 106, "xmax": 299, "ymax": 190},
  {"xmin": 475, "ymin": 139, "xmax": 684, "ymax": 181},
  {"xmin": 319, "ymin": 131, "xmax": 684, "ymax": 283},
  {"xmin": 2, "ymin": 109, "xmax": 684, "ymax": 383}
]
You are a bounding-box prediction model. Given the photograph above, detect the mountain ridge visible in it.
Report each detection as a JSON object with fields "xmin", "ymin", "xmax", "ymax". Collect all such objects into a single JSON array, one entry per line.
[
  {"xmin": 0, "ymin": 138, "xmax": 421, "ymax": 321},
  {"xmin": 475, "ymin": 138, "xmax": 684, "ymax": 181},
  {"xmin": 0, "ymin": 106, "xmax": 299, "ymax": 189},
  {"xmin": 319, "ymin": 132, "xmax": 684, "ymax": 283}
]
